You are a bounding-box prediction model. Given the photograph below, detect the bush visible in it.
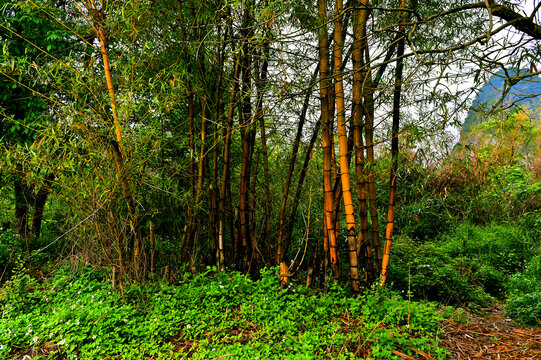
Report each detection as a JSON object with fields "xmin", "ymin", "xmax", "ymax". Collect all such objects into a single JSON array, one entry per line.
[
  {"xmin": 440, "ymin": 223, "xmax": 532, "ymax": 275},
  {"xmin": 388, "ymin": 223, "xmax": 536, "ymax": 306},
  {"xmin": 397, "ymin": 142, "xmax": 541, "ymax": 240},
  {"xmin": 505, "ymin": 292, "xmax": 541, "ymax": 326},
  {"xmin": 387, "ymin": 237, "xmax": 490, "ymax": 305},
  {"xmin": 505, "ymin": 255, "xmax": 541, "ymax": 325}
]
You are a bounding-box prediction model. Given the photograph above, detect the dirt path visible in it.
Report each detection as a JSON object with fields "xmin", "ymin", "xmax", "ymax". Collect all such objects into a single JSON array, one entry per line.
[{"xmin": 441, "ymin": 304, "xmax": 541, "ymax": 359}]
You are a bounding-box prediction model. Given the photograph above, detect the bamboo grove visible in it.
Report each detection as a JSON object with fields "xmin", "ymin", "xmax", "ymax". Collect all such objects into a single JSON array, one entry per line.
[{"xmin": 1, "ymin": 0, "xmax": 540, "ymax": 290}]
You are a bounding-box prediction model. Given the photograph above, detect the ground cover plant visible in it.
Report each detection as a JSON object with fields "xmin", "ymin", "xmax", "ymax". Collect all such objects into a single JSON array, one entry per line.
[{"xmin": 0, "ymin": 264, "xmax": 453, "ymax": 360}]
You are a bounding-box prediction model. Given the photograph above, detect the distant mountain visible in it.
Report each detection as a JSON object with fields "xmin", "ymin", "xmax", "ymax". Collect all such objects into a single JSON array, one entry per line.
[{"xmin": 462, "ymin": 68, "xmax": 541, "ymax": 137}]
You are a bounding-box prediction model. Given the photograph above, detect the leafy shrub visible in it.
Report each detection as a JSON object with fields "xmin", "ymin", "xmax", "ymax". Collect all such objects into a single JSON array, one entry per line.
[
  {"xmin": 398, "ymin": 197, "xmax": 454, "ymax": 241},
  {"xmin": 506, "ymin": 292, "xmax": 541, "ymax": 326},
  {"xmin": 398, "ymin": 138, "xmax": 541, "ymax": 239},
  {"xmin": 388, "ymin": 223, "xmax": 536, "ymax": 306},
  {"xmin": 474, "ymin": 264, "xmax": 506, "ymax": 298},
  {"xmin": 0, "ymin": 230, "xmax": 23, "ymax": 282},
  {"xmin": 388, "ymin": 236, "xmax": 491, "ymax": 305},
  {"xmin": 518, "ymin": 210, "xmax": 541, "ymax": 241},
  {"xmin": 0, "ymin": 210, "xmax": 66, "ymax": 284},
  {"xmin": 440, "ymin": 223, "xmax": 532, "ymax": 275},
  {"xmin": 505, "ymin": 255, "xmax": 541, "ymax": 325}
]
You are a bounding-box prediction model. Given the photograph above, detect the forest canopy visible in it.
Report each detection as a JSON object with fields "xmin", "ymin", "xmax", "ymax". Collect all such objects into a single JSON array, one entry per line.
[{"xmin": 0, "ymin": 0, "xmax": 540, "ymax": 289}]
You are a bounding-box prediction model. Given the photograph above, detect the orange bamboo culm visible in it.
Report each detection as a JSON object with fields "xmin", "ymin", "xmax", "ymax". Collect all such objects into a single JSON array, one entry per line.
[
  {"xmin": 91, "ymin": 3, "xmax": 141, "ymax": 281},
  {"xmin": 333, "ymin": 0, "xmax": 360, "ymax": 292},
  {"xmin": 93, "ymin": 7, "xmax": 137, "ymax": 217},
  {"xmin": 93, "ymin": 8, "xmax": 122, "ymax": 144},
  {"xmin": 318, "ymin": 0, "xmax": 339, "ymax": 276},
  {"xmin": 352, "ymin": 0, "xmax": 375, "ymax": 286}
]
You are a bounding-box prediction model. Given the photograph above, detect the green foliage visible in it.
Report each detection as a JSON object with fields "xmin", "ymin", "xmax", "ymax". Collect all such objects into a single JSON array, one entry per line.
[
  {"xmin": 505, "ymin": 255, "xmax": 541, "ymax": 325},
  {"xmin": 397, "ymin": 134, "xmax": 540, "ymax": 241},
  {"xmin": 388, "ymin": 237, "xmax": 490, "ymax": 305},
  {"xmin": 471, "ymin": 108, "xmax": 540, "ymax": 165},
  {"xmin": 439, "ymin": 223, "xmax": 532, "ymax": 275},
  {"xmin": 387, "ymin": 107, "xmax": 541, "ymax": 323},
  {"xmin": 0, "ymin": 265, "xmax": 450, "ymax": 359},
  {"xmin": 0, "ymin": 229, "xmax": 24, "ymax": 281},
  {"xmin": 505, "ymin": 292, "xmax": 541, "ymax": 326},
  {"xmin": 0, "ymin": 192, "xmax": 65, "ymax": 282},
  {"xmin": 388, "ymin": 223, "xmax": 536, "ymax": 306}
]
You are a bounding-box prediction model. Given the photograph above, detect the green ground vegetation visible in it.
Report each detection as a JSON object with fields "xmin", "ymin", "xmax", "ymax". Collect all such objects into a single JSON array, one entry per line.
[{"xmin": 0, "ymin": 265, "xmax": 454, "ymax": 360}]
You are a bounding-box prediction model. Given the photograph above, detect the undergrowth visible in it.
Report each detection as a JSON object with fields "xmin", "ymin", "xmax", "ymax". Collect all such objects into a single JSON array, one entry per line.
[
  {"xmin": 0, "ymin": 264, "xmax": 453, "ymax": 360},
  {"xmin": 388, "ymin": 223, "xmax": 538, "ymax": 307},
  {"xmin": 505, "ymin": 255, "xmax": 541, "ymax": 325}
]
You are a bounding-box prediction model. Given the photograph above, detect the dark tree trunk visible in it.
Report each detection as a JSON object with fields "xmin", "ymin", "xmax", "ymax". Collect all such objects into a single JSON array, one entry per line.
[
  {"xmin": 14, "ymin": 170, "xmax": 30, "ymax": 244},
  {"xmin": 30, "ymin": 172, "xmax": 55, "ymax": 239},
  {"xmin": 381, "ymin": 0, "xmax": 410, "ymax": 285},
  {"xmin": 237, "ymin": 4, "xmax": 255, "ymax": 270},
  {"xmin": 255, "ymin": 43, "xmax": 271, "ymax": 265}
]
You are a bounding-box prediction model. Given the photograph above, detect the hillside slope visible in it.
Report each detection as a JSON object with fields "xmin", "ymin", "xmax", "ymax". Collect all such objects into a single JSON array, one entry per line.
[{"xmin": 462, "ymin": 68, "xmax": 541, "ymax": 136}]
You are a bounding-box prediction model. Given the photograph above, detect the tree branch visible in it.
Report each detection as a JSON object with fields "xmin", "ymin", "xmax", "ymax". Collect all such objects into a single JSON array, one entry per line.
[{"xmin": 488, "ymin": 0, "xmax": 541, "ymax": 39}]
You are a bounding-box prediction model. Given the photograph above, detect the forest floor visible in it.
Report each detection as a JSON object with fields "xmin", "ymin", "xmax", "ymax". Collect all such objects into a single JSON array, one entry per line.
[
  {"xmin": 6, "ymin": 292, "xmax": 541, "ymax": 360},
  {"xmin": 11, "ymin": 306, "xmax": 541, "ymax": 360},
  {"xmin": 441, "ymin": 303, "xmax": 541, "ymax": 359}
]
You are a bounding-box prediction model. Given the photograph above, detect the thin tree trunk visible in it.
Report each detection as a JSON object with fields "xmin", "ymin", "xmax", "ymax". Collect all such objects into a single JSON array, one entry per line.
[
  {"xmin": 150, "ymin": 222, "xmax": 155, "ymax": 274},
  {"xmin": 14, "ymin": 167, "xmax": 30, "ymax": 247},
  {"xmin": 276, "ymin": 65, "xmax": 319, "ymax": 264},
  {"xmin": 184, "ymin": 84, "xmax": 196, "ymax": 259},
  {"xmin": 189, "ymin": 97, "xmax": 208, "ymax": 264},
  {"xmin": 218, "ymin": 54, "xmax": 241, "ymax": 271},
  {"xmin": 318, "ymin": 0, "xmax": 340, "ymax": 281},
  {"xmin": 249, "ymin": 151, "xmax": 261, "ymax": 272},
  {"xmin": 285, "ymin": 119, "xmax": 321, "ymax": 249},
  {"xmin": 209, "ymin": 23, "xmax": 226, "ymax": 266},
  {"xmin": 210, "ymin": 30, "xmax": 224, "ymax": 263},
  {"xmin": 238, "ymin": 5, "xmax": 255, "ymax": 270},
  {"xmin": 209, "ymin": 119, "xmax": 219, "ymax": 264},
  {"xmin": 255, "ymin": 43, "xmax": 271, "ymax": 266},
  {"xmin": 109, "ymin": 140, "xmax": 140, "ymax": 275},
  {"xmin": 381, "ymin": 0, "xmax": 409, "ymax": 285}
]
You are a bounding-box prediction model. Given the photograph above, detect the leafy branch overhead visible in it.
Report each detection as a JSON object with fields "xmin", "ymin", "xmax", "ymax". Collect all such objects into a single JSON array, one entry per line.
[{"xmin": 0, "ymin": 0, "xmax": 539, "ymax": 291}]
